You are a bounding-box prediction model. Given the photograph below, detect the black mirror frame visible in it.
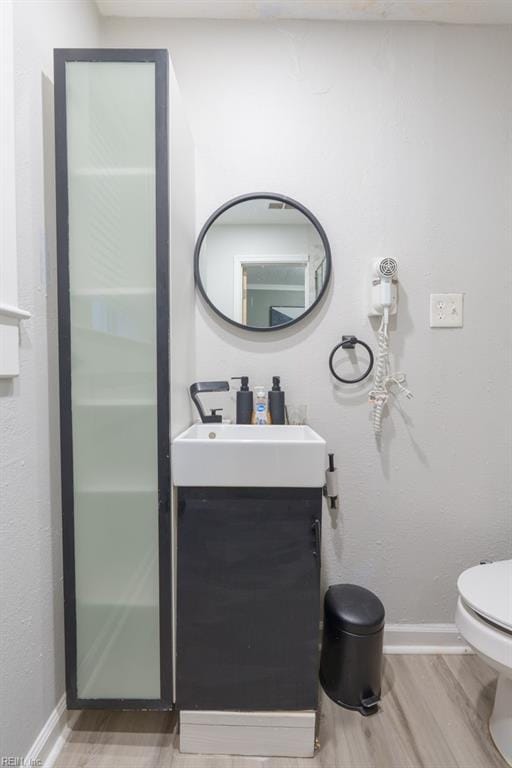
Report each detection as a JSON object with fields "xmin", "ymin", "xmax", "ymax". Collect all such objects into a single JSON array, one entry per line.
[{"xmin": 194, "ymin": 192, "xmax": 332, "ymax": 333}]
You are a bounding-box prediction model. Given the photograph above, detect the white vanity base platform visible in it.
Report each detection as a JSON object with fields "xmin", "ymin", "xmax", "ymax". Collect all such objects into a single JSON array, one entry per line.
[{"xmin": 179, "ymin": 710, "xmax": 316, "ymax": 758}]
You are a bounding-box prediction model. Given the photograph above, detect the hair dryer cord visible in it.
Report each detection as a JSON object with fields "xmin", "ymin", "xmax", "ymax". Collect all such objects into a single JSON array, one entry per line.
[{"xmin": 368, "ymin": 311, "xmax": 412, "ymax": 434}]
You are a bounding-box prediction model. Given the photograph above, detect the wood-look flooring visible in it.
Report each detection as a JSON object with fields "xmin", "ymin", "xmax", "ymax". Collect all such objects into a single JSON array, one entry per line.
[{"xmin": 53, "ymin": 654, "xmax": 507, "ymax": 768}]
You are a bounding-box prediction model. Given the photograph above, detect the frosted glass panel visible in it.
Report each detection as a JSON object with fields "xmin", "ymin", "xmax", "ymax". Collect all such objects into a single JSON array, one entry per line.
[{"xmin": 66, "ymin": 61, "xmax": 160, "ymax": 699}]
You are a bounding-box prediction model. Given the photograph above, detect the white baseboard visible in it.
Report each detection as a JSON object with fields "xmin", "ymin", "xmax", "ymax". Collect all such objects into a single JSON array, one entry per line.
[
  {"xmin": 384, "ymin": 623, "xmax": 472, "ymax": 654},
  {"xmin": 24, "ymin": 694, "xmax": 81, "ymax": 768}
]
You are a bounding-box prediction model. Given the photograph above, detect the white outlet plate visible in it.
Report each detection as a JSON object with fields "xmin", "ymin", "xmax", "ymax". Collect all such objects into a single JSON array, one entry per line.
[{"xmin": 430, "ymin": 293, "xmax": 464, "ymax": 328}]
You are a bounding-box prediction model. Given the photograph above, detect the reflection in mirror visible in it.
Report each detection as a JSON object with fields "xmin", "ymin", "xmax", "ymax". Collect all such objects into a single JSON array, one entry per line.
[{"xmin": 196, "ymin": 196, "xmax": 330, "ymax": 330}]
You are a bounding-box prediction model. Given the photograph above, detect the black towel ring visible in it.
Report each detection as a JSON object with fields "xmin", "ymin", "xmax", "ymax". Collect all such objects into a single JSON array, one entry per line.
[{"xmin": 329, "ymin": 335, "xmax": 374, "ymax": 384}]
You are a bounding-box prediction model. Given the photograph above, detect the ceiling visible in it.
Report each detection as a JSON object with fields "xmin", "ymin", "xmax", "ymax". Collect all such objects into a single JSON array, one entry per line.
[{"xmin": 95, "ymin": 1, "xmax": 512, "ymax": 25}]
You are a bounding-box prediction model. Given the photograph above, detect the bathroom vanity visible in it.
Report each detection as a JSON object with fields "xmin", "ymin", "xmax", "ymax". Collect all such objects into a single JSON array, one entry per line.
[
  {"xmin": 172, "ymin": 424, "xmax": 326, "ymax": 757},
  {"xmin": 177, "ymin": 486, "xmax": 321, "ymax": 711}
]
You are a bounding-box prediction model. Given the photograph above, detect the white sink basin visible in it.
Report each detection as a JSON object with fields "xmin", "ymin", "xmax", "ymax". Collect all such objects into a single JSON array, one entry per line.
[{"xmin": 172, "ymin": 424, "xmax": 326, "ymax": 488}]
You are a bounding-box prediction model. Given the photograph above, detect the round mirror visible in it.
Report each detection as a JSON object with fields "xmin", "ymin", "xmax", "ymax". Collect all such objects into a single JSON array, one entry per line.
[{"xmin": 194, "ymin": 193, "xmax": 331, "ymax": 331}]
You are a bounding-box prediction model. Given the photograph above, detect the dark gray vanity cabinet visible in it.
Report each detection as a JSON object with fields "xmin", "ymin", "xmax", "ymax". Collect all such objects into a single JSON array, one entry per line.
[{"xmin": 176, "ymin": 487, "xmax": 322, "ymax": 711}]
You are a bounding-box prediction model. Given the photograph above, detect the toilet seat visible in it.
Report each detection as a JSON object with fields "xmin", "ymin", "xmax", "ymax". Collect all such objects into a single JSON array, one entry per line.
[
  {"xmin": 456, "ymin": 598, "xmax": 512, "ymax": 673},
  {"xmin": 457, "ymin": 560, "xmax": 512, "ymax": 632}
]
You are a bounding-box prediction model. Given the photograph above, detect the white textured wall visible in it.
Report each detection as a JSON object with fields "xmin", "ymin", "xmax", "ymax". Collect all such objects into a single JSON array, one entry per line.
[
  {"xmin": 169, "ymin": 63, "xmax": 196, "ymax": 438},
  {"xmin": 0, "ymin": 1, "xmax": 99, "ymax": 759},
  {"xmin": 103, "ymin": 18, "xmax": 512, "ymax": 623}
]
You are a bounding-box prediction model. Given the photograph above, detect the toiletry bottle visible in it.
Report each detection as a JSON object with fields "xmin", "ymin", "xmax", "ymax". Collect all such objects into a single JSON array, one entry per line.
[
  {"xmin": 231, "ymin": 376, "xmax": 253, "ymax": 424},
  {"xmin": 268, "ymin": 376, "xmax": 285, "ymax": 425},
  {"xmin": 252, "ymin": 385, "xmax": 270, "ymax": 425}
]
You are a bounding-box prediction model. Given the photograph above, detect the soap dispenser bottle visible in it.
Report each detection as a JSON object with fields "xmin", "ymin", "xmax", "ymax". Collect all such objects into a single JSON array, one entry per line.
[
  {"xmin": 252, "ymin": 385, "xmax": 270, "ymax": 425},
  {"xmin": 268, "ymin": 376, "xmax": 285, "ymax": 425},
  {"xmin": 231, "ymin": 376, "xmax": 253, "ymax": 424}
]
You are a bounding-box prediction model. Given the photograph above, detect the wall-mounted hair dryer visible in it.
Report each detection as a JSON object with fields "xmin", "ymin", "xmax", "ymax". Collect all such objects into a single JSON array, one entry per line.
[
  {"xmin": 369, "ymin": 257, "xmax": 398, "ymax": 317},
  {"xmin": 368, "ymin": 258, "xmax": 412, "ymax": 436}
]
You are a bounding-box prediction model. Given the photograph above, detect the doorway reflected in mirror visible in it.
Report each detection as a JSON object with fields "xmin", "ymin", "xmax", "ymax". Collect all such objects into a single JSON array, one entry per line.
[{"xmin": 195, "ymin": 194, "xmax": 331, "ymax": 332}]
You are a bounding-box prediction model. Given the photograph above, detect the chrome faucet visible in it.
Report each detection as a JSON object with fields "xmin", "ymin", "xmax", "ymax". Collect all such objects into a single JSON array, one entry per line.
[{"xmin": 190, "ymin": 381, "xmax": 230, "ymax": 423}]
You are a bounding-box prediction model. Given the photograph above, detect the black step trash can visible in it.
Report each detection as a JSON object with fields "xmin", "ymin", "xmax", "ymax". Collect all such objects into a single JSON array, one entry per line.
[{"xmin": 319, "ymin": 584, "xmax": 385, "ymax": 716}]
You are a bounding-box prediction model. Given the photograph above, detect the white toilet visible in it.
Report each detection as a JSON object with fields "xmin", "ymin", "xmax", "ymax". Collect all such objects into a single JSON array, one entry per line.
[{"xmin": 455, "ymin": 559, "xmax": 512, "ymax": 765}]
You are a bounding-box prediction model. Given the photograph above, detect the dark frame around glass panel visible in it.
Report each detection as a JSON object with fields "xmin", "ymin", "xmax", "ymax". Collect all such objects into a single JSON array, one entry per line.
[
  {"xmin": 54, "ymin": 48, "xmax": 172, "ymax": 711},
  {"xmin": 194, "ymin": 193, "xmax": 332, "ymax": 332}
]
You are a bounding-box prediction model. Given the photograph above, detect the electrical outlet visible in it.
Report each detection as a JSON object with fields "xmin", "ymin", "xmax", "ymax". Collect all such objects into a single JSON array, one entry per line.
[{"xmin": 430, "ymin": 293, "xmax": 464, "ymax": 328}]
